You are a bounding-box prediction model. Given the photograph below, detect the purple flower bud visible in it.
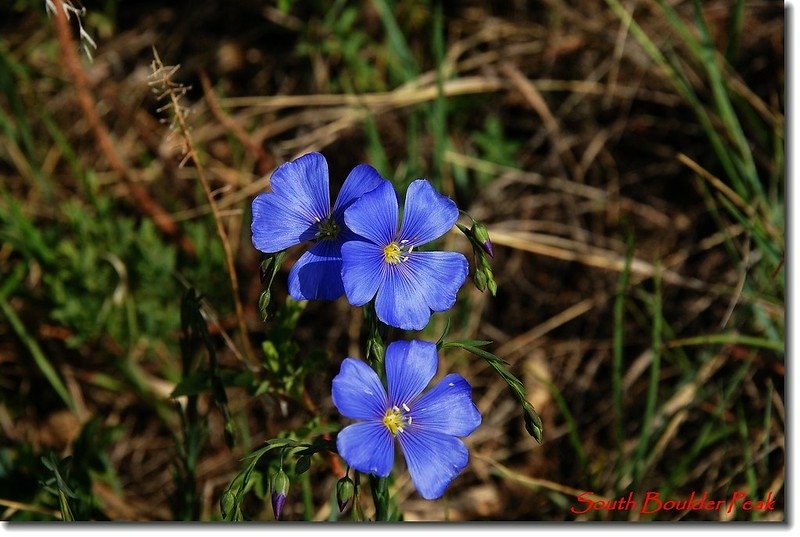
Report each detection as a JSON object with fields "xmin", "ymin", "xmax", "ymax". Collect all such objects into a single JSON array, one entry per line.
[
  {"xmin": 336, "ymin": 475, "xmax": 355, "ymax": 513},
  {"xmin": 271, "ymin": 469, "xmax": 289, "ymax": 520},
  {"xmin": 482, "ymin": 239, "xmax": 494, "ymax": 258},
  {"xmin": 271, "ymin": 491, "xmax": 286, "ymax": 520}
]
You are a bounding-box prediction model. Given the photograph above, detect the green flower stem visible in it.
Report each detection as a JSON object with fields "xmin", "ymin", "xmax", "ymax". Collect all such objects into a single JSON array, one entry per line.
[
  {"xmin": 364, "ymin": 301, "xmax": 391, "ymax": 521},
  {"xmin": 369, "ymin": 474, "xmax": 390, "ymax": 522}
]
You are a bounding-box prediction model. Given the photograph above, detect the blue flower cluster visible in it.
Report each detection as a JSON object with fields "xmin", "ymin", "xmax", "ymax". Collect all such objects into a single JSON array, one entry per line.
[
  {"xmin": 252, "ymin": 153, "xmax": 481, "ymax": 502},
  {"xmin": 251, "ymin": 152, "xmax": 467, "ymax": 331}
]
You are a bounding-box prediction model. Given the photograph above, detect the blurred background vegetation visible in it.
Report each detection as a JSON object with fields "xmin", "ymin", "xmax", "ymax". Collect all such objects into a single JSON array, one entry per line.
[{"xmin": 0, "ymin": 0, "xmax": 784, "ymax": 521}]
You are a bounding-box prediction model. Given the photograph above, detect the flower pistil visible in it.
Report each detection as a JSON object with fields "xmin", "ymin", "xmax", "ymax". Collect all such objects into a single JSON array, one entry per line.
[
  {"xmin": 382, "ymin": 404, "xmax": 412, "ymax": 435},
  {"xmin": 316, "ymin": 217, "xmax": 340, "ymax": 240}
]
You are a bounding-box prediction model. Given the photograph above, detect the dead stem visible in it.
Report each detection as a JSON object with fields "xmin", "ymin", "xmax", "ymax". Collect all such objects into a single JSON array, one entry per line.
[
  {"xmin": 50, "ymin": 2, "xmax": 195, "ymax": 257},
  {"xmin": 149, "ymin": 48, "xmax": 257, "ymax": 369}
]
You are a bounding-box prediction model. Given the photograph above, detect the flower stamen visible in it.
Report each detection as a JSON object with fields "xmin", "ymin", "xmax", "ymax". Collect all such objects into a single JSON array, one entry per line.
[
  {"xmin": 383, "ymin": 242, "xmax": 402, "ymax": 264},
  {"xmin": 383, "ymin": 405, "xmax": 410, "ymax": 436},
  {"xmin": 384, "ymin": 241, "xmax": 415, "ymax": 264}
]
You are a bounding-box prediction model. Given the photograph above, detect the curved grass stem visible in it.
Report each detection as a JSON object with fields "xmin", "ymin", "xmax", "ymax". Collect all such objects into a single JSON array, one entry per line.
[{"xmin": 150, "ymin": 49, "xmax": 257, "ymax": 368}]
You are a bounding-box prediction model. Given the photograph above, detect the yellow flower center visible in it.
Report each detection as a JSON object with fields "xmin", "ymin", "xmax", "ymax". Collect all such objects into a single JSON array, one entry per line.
[
  {"xmin": 383, "ymin": 242, "xmax": 402, "ymax": 264},
  {"xmin": 382, "ymin": 405, "xmax": 411, "ymax": 436},
  {"xmin": 383, "ymin": 240, "xmax": 415, "ymax": 264}
]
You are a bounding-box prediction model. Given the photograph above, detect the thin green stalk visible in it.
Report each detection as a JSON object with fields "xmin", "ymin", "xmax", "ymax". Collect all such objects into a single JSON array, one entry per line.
[
  {"xmin": 364, "ymin": 301, "xmax": 390, "ymax": 520},
  {"xmin": 365, "ymin": 115, "xmax": 392, "ymax": 177},
  {"xmin": 725, "ymin": 0, "xmax": 746, "ymax": 62},
  {"xmin": 630, "ymin": 288, "xmax": 692, "ymax": 376},
  {"xmin": 612, "ymin": 236, "xmax": 634, "ymax": 453},
  {"xmin": 604, "ymin": 0, "xmax": 746, "ymax": 194},
  {"xmin": 302, "ymin": 471, "xmax": 314, "ymax": 520},
  {"xmin": 0, "ymin": 295, "xmax": 76, "ymax": 412},
  {"xmin": 668, "ymin": 333, "xmax": 783, "ymax": 353},
  {"xmin": 540, "ymin": 377, "xmax": 589, "ymax": 483},
  {"xmin": 652, "ymin": 0, "xmax": 760, "ymax": 195},
  {"xmin": 369, "ymin": 474, "xmax": 390, "ymax": 522},
  {"xmin": 761, "ymin": 379, "xmax": 773, "ymax": 477},
  {"xmin": 370, "ymin": 0, "xmax": 418, "ymax": 82},
  {"xmin": 690, "ymin": 0, "xmax": 761, "ymax": 197},
  {"xmin": 632, "ymin": 265, "xmax": 662, "ymax": 486},
  {"xmin": 736, "ymin": 404, "xmax": 758, "ymax": 519}
]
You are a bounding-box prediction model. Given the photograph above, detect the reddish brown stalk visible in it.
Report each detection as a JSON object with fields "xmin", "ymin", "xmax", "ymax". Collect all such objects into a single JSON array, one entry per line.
[{"xmin": 50, "ymin": 3, "xmax": 195, "ymax": 256}]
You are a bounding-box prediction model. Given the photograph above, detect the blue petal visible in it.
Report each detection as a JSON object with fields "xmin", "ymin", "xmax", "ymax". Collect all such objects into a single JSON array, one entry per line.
[
  {"xmin": 343, "ymin": 181, "xmax": 398, "ymax": 246},
  {"xmin": 287, "ymin": 239, "xmax": 344, "ymax": 301},
  {"xmin": 406, "ymin": 251, "xmax": 468, "ymax": 312},
  {"xmin": 337, "ymin": 421, "xmax": 395, "ymax": 477},
  {"xmin": 251, "ymin": 191, "xmax": 319, "ymax": 253},
  {"xmin": 270, "ymin": 152, "xmax": 331, "ymax": 223},
  {"xmin": 341, "ymin": 240, "xmax": 386, "ymax": 306},
  {"xmin": 397, "ymin": 428, "xmax": 469, "ymax": 500},
  {"xmin": 398, "ymin": 180, "xmax": 459, "ymax": 246},
  {"xmin": 375, "ymin": 263, "xmax": 431, "ymax": 330},
  {"xmin": 375, "ymin": 251, "xmax": 468, "ymax": 330},
  {"xmin": 333, "ymin": 164, "xmax": 386, "ymax": 217},
  {"xmin": 409, "ymin": 374, "xmax": 481, "ymax": 437},
  {"xmin": 332, "ymin": 358, "xmax": 388, "ymax": 420},
  {"xmin": 385, "ymin": 340, "xmax": 438, "ymax": 407}
]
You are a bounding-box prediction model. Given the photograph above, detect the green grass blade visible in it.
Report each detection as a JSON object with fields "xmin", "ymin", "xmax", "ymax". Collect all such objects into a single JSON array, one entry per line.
[
  {"xmin": 612, "ymin": 235, "xmax": 634, "ymax": 452},
  {"xmin": 736, "ymin": 404, "xmax": 759, "ymax": 519},
  {"xmin": 690, "ymin": 0, "xmax": 761, "ymax": 198},
  {"xmin": 540, "ymin": 376, "xmax": 589, "ymax": 482},
  {"xmin": 0, "ymin": 296, "xmax": 77, "ymax": 412},
  {"xmin": 761, "ymin": 379, "xmax": 773, "ymax": 477},
  {"xmin": 364, "ymin": 115, "xmax": 391, "ymax": 177},
  {"xmin": 632, "ymin": 264, "xmax": 662, "ymax": 486},
  {"xmin": 668, "ymin": 333, "xmax": 783, "ymax": 353},
  {"xmin": 604, "ymin": 0, "xmax": 747, "ymax": 194},
  {"xmin": 370, "ymin": 0, "xmax": 418, "ymax": 81},
  {"xmin": 725, "ymin": 0, "xmax": 746, "ymax": 62}
]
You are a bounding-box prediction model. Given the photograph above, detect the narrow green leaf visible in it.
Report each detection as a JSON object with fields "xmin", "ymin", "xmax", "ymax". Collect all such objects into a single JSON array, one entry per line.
[
  {"xmin": 441, "ymin": 340, "xmax": 542, "ymax": 443},
  {"xmin": 668, "ymin": 333, "xmax": 783, "ymax": 353},
  {"xmin": 1, "ymin": 298, "xmax": 76, "ymax": 412},
  {"xmin": 612, "ymin": 234, "xmax": 633, "ymax": 451},
  {"xmin": 632, "ymin": 264, "xmax": 662, "ymax": 485}
]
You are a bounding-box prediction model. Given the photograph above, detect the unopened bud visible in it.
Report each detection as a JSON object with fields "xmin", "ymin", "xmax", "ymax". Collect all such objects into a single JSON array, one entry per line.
[
  {"xmin": 523, "ymin": 401, "xmax": 544, "ymax": 444},
  {"xmin": 487, "ymin": 274, "xmax": 498, "ymax": 296},
  {"xmin": 259, "ymin": 289, "xmax": 271, "ymax": 321},
  {"xmin": 368, "ymin": 334, "xmax": 385, "ymax": 362},
  {"xmin": 472, "ymin": 222, "xmax": 494, "ymax": 258},
  {"xmin": 271, "ymin": 469, "xmax": 289, "ymax": 520},
  {"xmin": 336, "ymin": 475, "xmax": 355, "ymax": 513},
  {"xmin": 483, "ymin": 267, "xmax": 497, "ymax": 296},
  {"xmin": 479, "ymin": 254, "xmax": 493, "ymax": 273},
  {"xmin": 473, "ymin": 268, "xmax": 488, "ymax": 291}
]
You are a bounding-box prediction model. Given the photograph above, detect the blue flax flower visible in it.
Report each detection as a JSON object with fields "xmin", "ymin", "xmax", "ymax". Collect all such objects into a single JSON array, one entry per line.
[
  {"xmin": 251, "ymin": 153, "xmax": 385, "ymax": 300},
  {"xmin": 332, "ymin": 340, "xmax": 481, "ymax": 500},
  {"xmin": 341, "ymin": 180, "xmax": 468, "ymax": 330}
]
